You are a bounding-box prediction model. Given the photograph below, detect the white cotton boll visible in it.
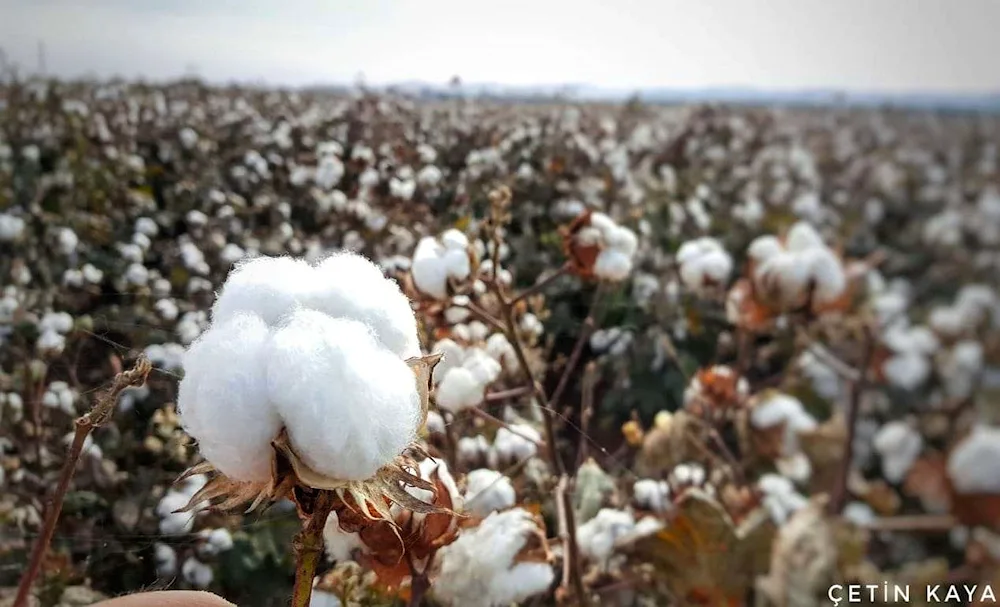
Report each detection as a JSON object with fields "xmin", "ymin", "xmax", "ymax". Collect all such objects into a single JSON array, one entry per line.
[
  {"xmin": 575, "ymin": 226, "xmax": 603, "ymax": 247},
  {"xmin": 443, "ymin": 247, "xmax": 471, "ymax": 281},
  {"xmin": 633, "ymin": 479, "xmax": 671, "ymax": 512},
  {"xmin": 948, "ymin": 425, "xmax": 1000, "ymax": 494},
  {"xmin": 678, "ymin": 239, "xmax": 733, "ymax": 292},
  {"xmin": 440, "ymin": 229, "xmax": 469, "ymax": 251},
  {"xmin": 873, "ymin": 421, "xmax": 923, "ymax": 483},
  {"xmin": 464, "ymin": 348, "xmax": 502, "ymax": 385},
  {"xmin": 520, "ymin": 313, "xmax": 543, "ymax": 337},
  {"xmin": 930, "ymin": 306, "xmax": 968, "ymax": 337},
  {"xmin": 432, "ymin": 339, "xmax": 465, "ymax": 384},
  {"xmin": 883, "ymin": 324, "xmax": 938, "ymax": 355},
  {"xmin": 802, "ymin": 247, "xmax": 846, "ymax": 304},
  {"xmin": 576, "ymin": 508, "xmax": 636, "ymax": 567},
  {"xmin": 266, "ymin": 310, "xmax": 420, "ymax": 480},
  {"xmin": 594, "ymin": 249, "xmax": 632, "ymax": 281},
  {"xmin": 82, "ymin": 264, "xmax": 103, "ymax": 284},
  {"xmin": 186, "ymin": 210, "xmax": 208, "ymax": 227},
  {"xmin": 425, "ymin": 410, "xmax": 445, "ymax": 435},
  {"xmin": 154, "ymin": 543, "xmax": 177, "ymax": 578},
  {"xmin": 133, "ymin": 232, "xmax": 152, "ymax": 251},
  {"xmin": 443, "ymin": 305, "xmax": 470, "ymax": 324},
  {"xmin": 467, "ymin": 321, "xmax": 489, "ymax": 342},
  {"xmin": 457, "ymin": 435, "xmax": 490, "ymax": 468},
  {"xmin": 39, "ymin": 311, "xmax": 74, "ymax": 334},
  {"xmin": 433, "ymin": 508, "xmax": 553, "ymax": 607},
  {"xmin": 37, "ymin": 330, "xmax": 66, "ymax": 355},
  {"xmin": 750, "ymin": 392, "xmax": 817, "ymax": 457},
  {"xmin": 180, "ymin": 127, "xmax": 199, "ymax": 149},
  {"xmin": 485, "ymin": 333, "xmax": 516, "ymax": 368},
  {"xmin": 670, "ymin": 463, "xmax": 707, "ymax": 487},
  {"xmin": 748, "ymin": 235, "xmax": 783, "ymax": 264},
  {"xmin": 417, "ymin": 164, "xmax": 443, "ymax": 187},
  {"xmin": 758, "ymin": 474, "xmax": 808, "ymax": 524},
  {"xmin": 323, "ymin": 511, "xmax": 365, "ymax": 562},
  {"xmin": 755, "ymin": 252, "xmax": 811, "ymax": 306},
  {"xmin": 315, "ymin": 156, "xmax": 345, "ymax": 190},
  {"xmin": 309, "ymin": 253, "xmax": 421, "ymax": 359},
  {"xmin": 154, "ymin": 299, "xmax": 179, "ymax": 321},
  {"xmin": 178, "ymin": 313, "xmax": 279, "ymax": 482},
  {"xmin": 57, "ymin": 228, "xmax": 78, "ymax": 255},
  {"xmin": 464, "ymin": 468, "xmax": 516, "ymax": 517},
  {"xmin": 785, "ymin": 221, "xmax": 825, "ymax": 252},
  {"xmin": 843, "ymin": 502, "xmax": 876, "ymax": 527},
  {"xmin": 220, "ymin": 243, "xmax": 245, "ymax": 265},
  {"xmin": 0, "ymin": 213, "xmax": 26, "ymax": 242},
  {"xmin": 118, "ymin": 243, "xmax": 144, "ymax": 263},
  {"xmin": 181, "ymin": 557, "xmax": 213, "ymax": 589},
  {"xmin": 606, "ymin": 226, "xmax": 638, "ymax": 256},
  {"xmin": 883, "ymin": 353, "xmax": 931, "ymax": 390},
  {"xmin": 588, "ymin": 212, "xmax": 617, "ymax": 237},
  {"xmin": 198, "ymin": 528, "xmax": 234, "ymax": 556},
  {"xmin": 940, "ymin": 341, "xmax": 984, "ymax": 399},
  {"xmin": 412, "ymin": 237, "xmax": 449, "ymax": 300},
  {"xmin": 389, "ymin": 177, "xmax": 416, "ymax": 200},
  {"xmin": 436, "ymin": 368, "xmax": 484, "ymax": 412},
  {"xmin": 211, "ymin": 256, "xmax": 313, "ymax": 326},
  {"xmin": 125, "ymin": 263, "xmax": 149, "ymax": 286},
  {"xmin": 63, "ymin": 269, "xmax": 83, "ymax": 288},
  {"xmin": 491, "ymin": 425, "xmax": 540, "ymax": 464},
  {"xmin": 157, "ymin": 494, "xmax": 196, "ymax": 536}
]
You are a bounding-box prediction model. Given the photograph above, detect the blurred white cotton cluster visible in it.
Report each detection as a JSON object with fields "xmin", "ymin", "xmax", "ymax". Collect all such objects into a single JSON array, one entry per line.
[
  {"xmin": 676, "ymin": 237, "xmax": 733, "ymax": 294},
  {"xmin": 412, "ymin": 229, "xmax": 473, "ymax": 300},
  {"xmin": 156, "ymin": 474, "xmax": 208, "ymax": 535},
  {"xmin": 431, "ymin": 337, "xmax": 506, "ymax": 412},
  {"xmin": 873, "ymin": 420, "xmax": 923, "ymax": 483},
  {"xmin": 432, "ymin": 508, "xmax": 554, "ymax": 607},
  {"xmin": 576, "ymin": 507, "xmax": 660, "ymax": 570},
  {"xmin": 578, "ymin": 212, "xmax": 639, "ymax": 281},
  {"xmin": 178, "ymin": 252, "xmax": 424, "ymax": 482},
  {"xmin": 748, "ymin": 221, "xmax": 847, "ymax": 309},
  {"xmin": 947, "ymin": 424, "xmax": 1000, "ymax": 494},
  {"xmin": 463, "ymin": 468, "xmax": 516, "ymax": 517}
]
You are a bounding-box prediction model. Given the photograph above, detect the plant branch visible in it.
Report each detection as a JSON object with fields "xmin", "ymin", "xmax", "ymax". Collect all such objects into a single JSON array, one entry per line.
[
  {"xmin": 14, "ymin": 356, "xmax": 151, "ymax": 607},
  {"xmin": 556, "ymin": 475, "xmax": 588, "ymax": 606},
  {"xmin": 511, "ymin": 263, "xmax": 570, "ymax": 305},
  {"xmin": 485, "ymin": 385, "xmax": 533, "ymax": 402},
  {"xmin": 548, "ymin": 286, "xmax": 604, "ymax": 413},
  {"xmin": 291, "ymin": 490, "xmax": 336, "ymax": 607},
  {"xmin": 829, "ymin": 325, "xmax": 876, "ymax": 515}
]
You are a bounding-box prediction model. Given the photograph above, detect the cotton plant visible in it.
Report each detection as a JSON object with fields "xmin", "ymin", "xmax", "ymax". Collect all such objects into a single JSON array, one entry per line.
[
  {"xmin": 175, "ymin": 251, "xmax": 447, "ymax": 606},
  {"xmin": 411, "ymin": 228, "xmax": 476, "ymax": 300},
  {"xmin": 430, "ymin": 508, "xmax": 553, "ymax": 607},
  {"xmin": 462, "ymin": 468, "xmax": 516, "ymax": 517},
  {"xmin": 676, "ymin": 236, "xmax": 734, "ymax": 294},
  {"xmin": 562, "ymin": 210, "xmax": 639, "ymax": 282}
]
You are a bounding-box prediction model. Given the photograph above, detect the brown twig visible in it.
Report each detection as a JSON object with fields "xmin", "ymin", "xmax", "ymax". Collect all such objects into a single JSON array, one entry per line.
[
  {"xmin": 575, "ymin": 363, "xmax": 597, "ymax": 469},
  {"xmin": 861, "ymin": 514, "xmax": 957, "ymax": 533},
  {"xmin": 511, "ymin": 263, "xmax": 571, "ymax": 305},
  {"xmin": 291, "ymin": 490, "xmax": 336, "ymax": 607},
  {"xmin": 829, "ymin": 325, "xmax": 877, "ymax": 515},
  {"xmin": 548, "ymin": 286, "xmax": 604, "ymax": 413},
  {"xmin": 485, "ymin": 385, "xmax": 533, "ymax": 402},
  {"xmin": 14, "ymin": 356, "xmax": 151, "ymax": 607}
]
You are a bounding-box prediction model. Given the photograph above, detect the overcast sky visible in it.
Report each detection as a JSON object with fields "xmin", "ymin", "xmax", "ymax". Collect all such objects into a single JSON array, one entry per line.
[{"xmin": 2, "ymin": 0, "xmax": 998, "ymax": 93}]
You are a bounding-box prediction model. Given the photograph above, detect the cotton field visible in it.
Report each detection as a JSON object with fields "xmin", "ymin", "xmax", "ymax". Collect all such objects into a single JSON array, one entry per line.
[{"xmin": 1, "ymin": 78, "xmax": 999, "ymax": 607}]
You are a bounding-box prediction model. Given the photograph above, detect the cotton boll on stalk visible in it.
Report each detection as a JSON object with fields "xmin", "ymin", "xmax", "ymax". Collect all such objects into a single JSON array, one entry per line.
[
  {"xmin": 211, "ymin": 256, "xmax": 315, "ymax": 326},
  {"xmin": 463, "ymin": 468, "xmax": 516, "ymax": 517},
  {"xmin": 873, "ymin": 420, "xmax": 923, "ymax": 484},
  {"xmin": 801, "ymin": 246, "xmax": 846, "ymax": 305},
  {"xmin": 947, "ymin": 425, "xmax": 1000, "ymax": 495},
  {"xmin": 432, "ymin": 508, "xmax": 553, "ymax": 607},
  {"xmin": 308, "ymin": 252, "xmax": 421, "ymax": 359},
  {"xmin": 490, "ymin": 424, "xmax": 541, "ymax": 467},
  {"xmin": 266, "ymin": 310, "xmax": 420, "ymax": 480},
  {"xmin": 411, "ymin": 237, "xmax": 451, "ymax": 300},
  {"xmin": 178, "ymin": 313, "xmax": 279, "ymax": 481},
  {"xmin": 757, "ymin": 474, "xmax": 808, "ymax": 524},
  {"xmin": 633, "ymin": 479, "xmax": 671, "ymax": 513},
  {"xmin": 749, "ymin": 392, "xmax": 817, "ymax": 457},
  {"xmin": 457, "ymin": 435, "xmax": 490, "ymax": 469},
  {"xmin": 676, "ymin": 237, "xmax": 733, "ymax": 293},
  {"xmin": 576, "ymin": 508, "xmax": 636, "ymax": 568},
  {"xmin": 154, "ymin": 543, "xmax": 177, "ymax": 578},
  {"xmin": 181, "ymin": 557, "xmax": 213, "ymax": 589},
  {"xmin": 593, "ymin": 248, "xmax": 633, "ymax": 281},
  {"xmin": 435, "ymin": 367, "xmax": 485, "ymax": 413}
]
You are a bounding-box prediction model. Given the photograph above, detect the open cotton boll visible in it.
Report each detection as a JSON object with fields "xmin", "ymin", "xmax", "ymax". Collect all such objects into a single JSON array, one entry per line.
[
  {"xmin": 802, "ymin": 247, "xmax": 846, "ymax": 304},
  {"xmin": 181, "ymin": 557, "xmax": 213, "ymax": 589},
  {"xmin": 157, "ymin": 491, "xmax": 197, "ymax": 535},
  {"xmin": 873, "ymin": 421, "xmax": 923, "ymax": 484},
  {"xmin": 432, "ymin": 508, "xmax": 553, "ymax": 607},
  {"xmin": 883, "ymin": 352, "xmax": 931, "ymax": 390},
  {"xmin": 576, "ymin": 508, "xmax": 636, "ymax": 567},
  {"xmin": 605, "ymin": 226, "xmax": 638, "ymax": 257},
  {"xmin": 431, "ymin": 338, "xmax": 465, "ymax": 384},
  {"xmin": 758, "ymin": 474, "xmax": 808, "ymax": 524},
  {"xmin": 594, "ymin": 248, "xmax": 633, "ymax": 281},
  {"xmin": 677, "ymin": 238, "xmax": 732, "ymax": 292},
  {"xmin": 463, "ymin": 348, "xmax": 502, "ymax": 385},
  {"xmin": 39, "ymin": 311, "xmax": 74, "ymax": 334},
  {"xmin": 178, "ymin": 313, "xmax": 279, "ymax": 482},
  {"xmin": 267, "ymin": 310, "xmax": 420, "ymax": 480},
  {"xmin": 457, "ymin": 435, "xmax": 490, "ymax": 468},
  {"xmin": 633, "ymin": 479, "xmax": 671, "ymax": 512},
  {"xmin": 485, "ymin": 332, "xmax": 517, "ymax": 368},
  {"xmin": 154, "ymin": 543, "xmax": 177, "ymax": 578},
  {"xmin": 323, "ymin": 511, "xmax": 365, "ymax": 562},
  {"xmin": 443, "ymin": 247, "xmax": 471, "ymax": 281},
  {"xmin": 440, "ymin": 228, "xmax": 469, "ymax": 250},
  {"xmin": 883, "ymin": 324, "xmax": 938, "ymax": 355},
  {"xmin": 491, "ymin": 425, "xmax": 541, "ymax": 465},
  {"xmin": 947, "ymin": 425, "xmax": 1000, "ymax": 494},
  {"xmin": 211, "ymin": 256, "xmax": 315, "ymax": 326},
  {"xmin": 198, "ymin": 528, "xmax": 235, "ymax": 557},
  {"xmin": 755, "ymin": 252, "xmax": 811, "ymax": 307},
  {"xmin": 308, "ymin": 252, "xmax": 421, "ymax": 359},
  {"xmin": 436, "ymin": 367, "xmax": 485, "ymax": 413},
  {"xmin": 464, "ymin": 468, "xmax": 516, "ymax": 517},
  {"xmin": 785, "ymin": 221, "xmax": 825, "ymax": 252},
  {"xmin": 412, "ymin": 237, "xmax": 449, "ymax": 300},
  {"xmin": 750, "ymin": 392, "xmax": 817, "ymax": 456}
]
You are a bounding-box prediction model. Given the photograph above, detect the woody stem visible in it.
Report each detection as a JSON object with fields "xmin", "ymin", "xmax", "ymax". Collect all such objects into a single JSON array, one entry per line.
[{"xmin": 290, "ymin": 491, "xmax": 335, "ymax": 607}]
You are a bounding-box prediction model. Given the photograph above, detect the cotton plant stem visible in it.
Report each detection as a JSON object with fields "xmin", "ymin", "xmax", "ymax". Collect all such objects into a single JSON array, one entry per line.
[
  {"xmin": 829, "ymin": 326, "xmax": 876, "ymax": 515},
  {"xmin": 548, "ymin": 286, "xmax": 605, "ymax": 413},
  {"xmin": 290, "ymin": 491, "xmax": 336, "ymax": 607},
  {"xmin": 14, "ymin": 357, "xmax": 151, "ymax": 607},
  {"xmin": 556, "ymin": 475, "xmax": 588, "ymax": 606},
  {"xmin": 511, "ymin": 263, "xmax": 571, "ymax": 305},
  {"xmin": 484, "ymin": 385, "xmax": 533, "ymax": 402}
]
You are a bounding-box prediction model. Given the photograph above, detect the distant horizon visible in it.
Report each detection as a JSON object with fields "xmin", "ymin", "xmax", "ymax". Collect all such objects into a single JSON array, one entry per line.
[{"xmin": 2, "ymin": 0, "xmax": 999, "ymax": 97}]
